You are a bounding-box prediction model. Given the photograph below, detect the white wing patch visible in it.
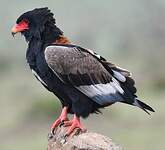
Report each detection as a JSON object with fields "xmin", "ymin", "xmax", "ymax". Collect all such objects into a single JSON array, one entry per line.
[
  {"xmin": 111, "ymin": 78, "xmax": 124, "ymax": 93},
  {"xmin": 31, "ymin": 69, "xmax": 47, "ymax": 86},
  {"xmin": 76, "ymin": 77, "xmax": 124, "ymax": 105},
  {"xmin": 112, "ymin": 70, "xmax": 126, "ymax": 82}
]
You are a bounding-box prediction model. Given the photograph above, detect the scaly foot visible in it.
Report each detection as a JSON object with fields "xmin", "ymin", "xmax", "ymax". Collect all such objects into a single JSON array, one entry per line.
[
  {"xmin": 51, "ymin": 106, "xmax": 68, "ymax": 134},
  {"xmin": 64, "ymin": 114, "xmax": 86, "ymax": 136}
]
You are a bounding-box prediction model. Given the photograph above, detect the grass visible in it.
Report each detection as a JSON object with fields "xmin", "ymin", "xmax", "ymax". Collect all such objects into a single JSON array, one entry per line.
[{"xmin": 0, "ymin": 77, "xmax": 164, "ymax": 150}]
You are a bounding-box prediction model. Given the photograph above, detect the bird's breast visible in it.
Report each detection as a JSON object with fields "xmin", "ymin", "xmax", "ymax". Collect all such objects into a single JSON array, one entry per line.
[{"xmin": 31, "ymin": 69, "xmax": 47, "ymax": 87}]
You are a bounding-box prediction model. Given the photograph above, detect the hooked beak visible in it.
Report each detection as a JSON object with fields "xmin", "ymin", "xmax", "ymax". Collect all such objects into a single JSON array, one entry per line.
[
  {"xmin": 11, "ymin": 25, "xmax": 18, "ymax": 37},
  {"xmin": 11, "ymin": 27, "xmax": 17, "ymax": 37},
  {"xmin": 11, "ymin": 21, "xmax": 29, "ymax": 37}
]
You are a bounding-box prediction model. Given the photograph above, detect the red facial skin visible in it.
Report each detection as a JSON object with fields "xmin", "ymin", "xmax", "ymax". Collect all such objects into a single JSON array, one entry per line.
[{"xmin": 11, "ymin": 20, "xmax": 29, "ymax": 34}]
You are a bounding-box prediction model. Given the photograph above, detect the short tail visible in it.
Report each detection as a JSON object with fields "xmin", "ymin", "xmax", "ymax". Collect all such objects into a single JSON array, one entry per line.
[{"xmin": 133, "ymin": 99, "xmax": 155, "ymax": 115}]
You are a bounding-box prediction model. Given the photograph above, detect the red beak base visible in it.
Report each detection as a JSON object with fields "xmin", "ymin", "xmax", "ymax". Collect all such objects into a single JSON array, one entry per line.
[{"xmin": 11, "ymin": 20, "xmax": 29, "ymax": 36}]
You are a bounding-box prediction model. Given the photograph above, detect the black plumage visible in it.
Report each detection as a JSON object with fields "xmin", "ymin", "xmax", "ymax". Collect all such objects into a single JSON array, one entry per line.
[{"xmin": 12, "ymin": 7, "xmax": 154, "ymax": 133}]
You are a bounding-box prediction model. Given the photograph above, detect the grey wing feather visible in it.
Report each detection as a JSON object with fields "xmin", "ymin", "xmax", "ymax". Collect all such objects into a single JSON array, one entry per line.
[{"xmin": 45, "ymin": 45, "xmax": 111, "ymax": 84}]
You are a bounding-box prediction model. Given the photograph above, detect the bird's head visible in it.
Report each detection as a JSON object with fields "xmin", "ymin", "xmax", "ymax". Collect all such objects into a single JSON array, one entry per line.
[{"xmin": 11, "ymin": 7, "xmax": 63, "ymax": 42}]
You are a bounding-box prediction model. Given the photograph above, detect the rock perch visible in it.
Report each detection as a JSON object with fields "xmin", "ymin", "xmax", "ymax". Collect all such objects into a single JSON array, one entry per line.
[{"xmin": 47, "ymin": 125, "xmax": 122, "ymax": 150}]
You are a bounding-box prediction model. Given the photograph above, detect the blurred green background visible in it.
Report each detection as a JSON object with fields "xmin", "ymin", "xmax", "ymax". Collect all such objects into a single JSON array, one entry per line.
[{"xmin": 0, "ymin": 0, "xmax": 164, "ymax": 149}]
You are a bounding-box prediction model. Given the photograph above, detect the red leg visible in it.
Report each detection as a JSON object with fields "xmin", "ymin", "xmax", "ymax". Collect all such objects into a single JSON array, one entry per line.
[
  {"xmin": 51, "ymin": 106, "xmax": 68, "ymax": 131},
  {"xmin": 64, "ymin": 114, "xmax": 86, "ymax": 136}
]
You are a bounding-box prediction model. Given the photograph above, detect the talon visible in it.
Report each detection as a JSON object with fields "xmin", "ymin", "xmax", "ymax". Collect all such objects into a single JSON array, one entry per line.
[
  {"xmin": 61, "ymin": 136, "xmax": 67, "ymax": 144},
  {"xmin": 64, "ymin": 133, "xmax": 68, "ymax": 139},
  {"xmin": 51, "ymin": 127, "xmax": 57, "ymax": 135},
  {"xmin": 48, "ymin": 132, "xmax": 54, "ymax": 140},
  {"xmin": 59, "ymin": 120, "xmax": 65, "ymax": 127},
  {"xmin": 51, "ymin": 107, "xmax": 68, "ymax": 131},
  {"xmin": 65, "ymin": 114, "xmax": 86, "ymax": 136},
  {"xmin": 75, "ymin": 128, "xmax": 83, "ymax": 135}
]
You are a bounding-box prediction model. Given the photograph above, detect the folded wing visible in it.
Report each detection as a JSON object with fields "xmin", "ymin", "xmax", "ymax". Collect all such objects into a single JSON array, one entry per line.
[{"xmin": 44, "ymin": 45, "xmax": 126, "ymax": 106}]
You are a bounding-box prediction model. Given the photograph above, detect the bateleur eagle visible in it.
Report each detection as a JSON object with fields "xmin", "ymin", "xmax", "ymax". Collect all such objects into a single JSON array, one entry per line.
[{"xmin": 11, "ymin": 7, "xmax": 155, "ymax": 136}]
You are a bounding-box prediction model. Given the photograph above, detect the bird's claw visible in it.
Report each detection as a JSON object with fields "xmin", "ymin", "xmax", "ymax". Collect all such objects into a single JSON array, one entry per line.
[
  {"xmin": 48, "ymin": 132, "xmax": 54, "ymax": 140},
  {"xmin": 50, "ymin": 128, "xmax": 55, "ymax": 135},
  {"xmin": 60, "ymin": 134, "xmax": 68, "ymax": 144},
  {"xmin": 64, "ymin": 133, "xmax": 69, "ymax": 139},
  {"xmin": 74, "ymin": 128, "xmax": 83, "ymax": 135},
  {"xmin": 50, "ymin": 126, "xmax": 58, "ymax": 135},
  {"xmin": 50, "ymin": 118, "xmax": 69, "ymax": 136},
  {"xmin": 59, "ymin": 120, "xmax": 65, "ymax": 127}
]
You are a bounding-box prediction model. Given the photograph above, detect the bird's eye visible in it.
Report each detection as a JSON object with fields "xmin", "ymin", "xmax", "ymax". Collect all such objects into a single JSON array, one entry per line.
[{"xmin": 22, "ymin": 19, "xmax": 29, "ymax": 24}]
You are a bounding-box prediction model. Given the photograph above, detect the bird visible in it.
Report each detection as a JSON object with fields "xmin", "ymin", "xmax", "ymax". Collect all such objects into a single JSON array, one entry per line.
[{"xmin": 11, "ymin": 7, "xmax": 155, "ymax": 136}]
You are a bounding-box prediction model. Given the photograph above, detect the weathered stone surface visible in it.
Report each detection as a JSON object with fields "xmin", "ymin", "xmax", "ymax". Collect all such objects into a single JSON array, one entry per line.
[{"xmin": 47, "ymin": 125, "xmax": 122, "ymax": 150}]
